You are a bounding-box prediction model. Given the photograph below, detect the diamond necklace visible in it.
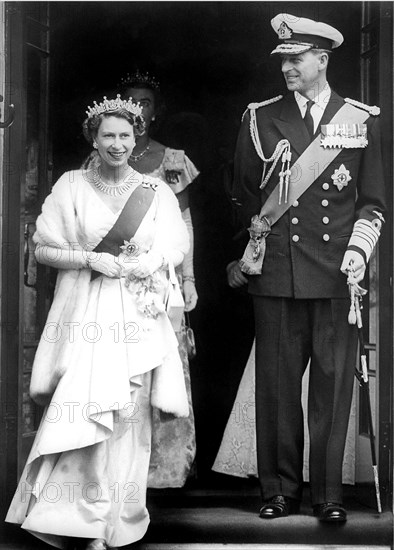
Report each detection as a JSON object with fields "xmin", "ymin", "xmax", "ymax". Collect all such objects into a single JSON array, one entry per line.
[
  {"xmin": 93, "ymin": 170, "xmax": 137, "ymax": 196},
  {"xmin": 130, "ymin": 139, "xmax": 150, "ymax": 162}
]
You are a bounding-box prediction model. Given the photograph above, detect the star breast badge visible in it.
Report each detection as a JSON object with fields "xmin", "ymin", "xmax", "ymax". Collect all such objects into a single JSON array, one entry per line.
[{"xmin": 331, "ymin": 164, "xmax": 352, "ymax": 191}]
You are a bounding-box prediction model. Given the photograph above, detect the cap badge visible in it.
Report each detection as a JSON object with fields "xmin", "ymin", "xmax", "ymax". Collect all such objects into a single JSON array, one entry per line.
[
  {"xmin": 321, "ymin": 123, "xmax": 368, "ymax": 149},
  {"xmin": 278, "ymin": 21, "xmax": 293, "ymax": 40},
  {"xmin": 331, "ymin": 164, "xmax": 352, "ymax": 191}
]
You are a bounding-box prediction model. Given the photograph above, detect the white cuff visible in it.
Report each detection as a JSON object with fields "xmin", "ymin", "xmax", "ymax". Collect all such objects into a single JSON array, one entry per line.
[{"xmin": 347, "ymin": 219, "xmax": 380, "ymax": 263}]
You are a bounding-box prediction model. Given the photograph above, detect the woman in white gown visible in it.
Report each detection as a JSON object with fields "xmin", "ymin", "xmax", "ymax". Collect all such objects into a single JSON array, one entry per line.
[
  {"xmin": 6, "ymin": 96, "xmax": 189, "ymax": 550},
  {"xmin": 83, "ymin": 71, "xmax": 199, "ymax": 489}
]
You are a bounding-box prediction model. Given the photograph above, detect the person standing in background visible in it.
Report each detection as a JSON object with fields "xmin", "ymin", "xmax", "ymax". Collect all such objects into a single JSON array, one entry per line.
[{"xmin": 120, "ymin": 70, "xmax": 199, "ymax": 488}]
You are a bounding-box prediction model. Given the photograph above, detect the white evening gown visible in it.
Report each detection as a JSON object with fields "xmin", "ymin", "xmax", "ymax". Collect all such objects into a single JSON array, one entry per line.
[{"xmin": 6, "ymin": 170, "xmax": 189, "ymax": 548}]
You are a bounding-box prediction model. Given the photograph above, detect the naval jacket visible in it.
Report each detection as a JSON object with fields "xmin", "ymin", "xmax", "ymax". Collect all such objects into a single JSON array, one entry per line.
[{"xmin": 232, "ymin": 91, "xmax": 386, "ymax": 299}]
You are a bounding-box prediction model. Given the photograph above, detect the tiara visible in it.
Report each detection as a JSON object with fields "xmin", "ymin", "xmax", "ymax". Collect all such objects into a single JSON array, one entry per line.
[
  {"xmin": 119, "ymin": 70, "xmax": 160, "ymax": 90},
  {"xmin": 86, "ymin": 94, "xmax": 143, "ymax": 119}
]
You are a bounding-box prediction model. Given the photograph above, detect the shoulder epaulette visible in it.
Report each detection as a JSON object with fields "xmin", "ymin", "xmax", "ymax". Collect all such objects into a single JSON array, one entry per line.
[
  {"xmin": 344, "ymin": 97, "xmax": 380, "ymax": 116},
  {"xmin": 248, "ymin": 95, "xmax": 283, "ymax": 110},
  {"xmin": 241, "ymin": 95, "xmax": 283, "ymax": 121}
]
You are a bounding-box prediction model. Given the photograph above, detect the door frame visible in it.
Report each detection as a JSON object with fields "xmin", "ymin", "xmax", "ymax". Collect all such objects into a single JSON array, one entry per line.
[
  {"xmin": 0, "ymin": 2, "xmax": 26, "ymax": 536},
  {"xmin": 374, "ymin": 2, "xmax": 394, "ymax": 511},
  {"xmin": 0, "ymin": 2, "xmax": 51, "ymax": 539}
]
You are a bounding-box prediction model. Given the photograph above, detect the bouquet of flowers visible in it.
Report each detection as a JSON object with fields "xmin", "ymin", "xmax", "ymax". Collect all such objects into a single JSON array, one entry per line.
[{"xmin": 120, "ymin": 238, "xmax": 166, "ymax": 327}]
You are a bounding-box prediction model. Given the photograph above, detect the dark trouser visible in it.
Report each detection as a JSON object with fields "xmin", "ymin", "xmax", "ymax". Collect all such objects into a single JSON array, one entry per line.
[{"xmin": 253, "ymin": 296, "xmax": 358, "ymax": 506}]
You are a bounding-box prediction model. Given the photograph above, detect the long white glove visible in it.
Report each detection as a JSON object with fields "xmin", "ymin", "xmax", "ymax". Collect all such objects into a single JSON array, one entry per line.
[
  {"xmin": 118, "ymin": 250, "xmax": 164, "ymax": 279},
  {"xmin": 35, "ymin": 244, "xmax": 122, "ymax": 278},
  {"xmin": 86, "ymin": 251, "xmax": 122, "ymax": 278},
  {"xmin": 181, "ymin": 207, "xmax": 198, "ymax": 312}
]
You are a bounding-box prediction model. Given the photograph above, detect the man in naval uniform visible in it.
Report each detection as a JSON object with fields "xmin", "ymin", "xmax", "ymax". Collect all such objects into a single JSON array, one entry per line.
[{"xmin": 228, "ymin": 13, "xmax": 386, "ymax": 522}]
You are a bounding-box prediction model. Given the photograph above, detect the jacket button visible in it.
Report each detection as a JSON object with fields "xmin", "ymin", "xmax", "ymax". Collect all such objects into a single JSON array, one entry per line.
[
  {"xmin": 323, "ymin": 234, "xmax": 330, "ymax": 242},
  {"xmin": 291, "ymin": 217, "xmax": 299, "ymax": 224},
  {"xmin": 322, "ymin": 216, "xmax": 330, "ymax": 224},
  {"xmin": 322, "ymin": 183, "xmax": 329, "ymax": 190},
  {"xmin": 293, "ymin": 200, "xmax": 299, "ymax": 207},
  {"xmin": 321, "ymin": 199, "xmax": 329, "ymax": 207},
  {"xmin": 292, "ymin": 235, "xmax": 300, "ymax": 242}
]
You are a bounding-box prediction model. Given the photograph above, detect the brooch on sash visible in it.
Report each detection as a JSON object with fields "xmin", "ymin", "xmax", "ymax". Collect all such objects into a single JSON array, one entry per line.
[
  {"xmin": 142, "ymin": 177, "xmax": 159, "ymax": 191},
  {"xmin": 331, "ymin": 164, "xmax": 352, "ymax": 191},
  {"xmin": 321, "ymin": 123, "xmax": 368, "ymax": 149}
]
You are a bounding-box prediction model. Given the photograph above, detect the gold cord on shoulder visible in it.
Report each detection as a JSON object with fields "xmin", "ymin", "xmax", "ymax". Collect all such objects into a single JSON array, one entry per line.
[{"xmin": 344, "ymin": 97, "xmax": 380, "ymax": 116}]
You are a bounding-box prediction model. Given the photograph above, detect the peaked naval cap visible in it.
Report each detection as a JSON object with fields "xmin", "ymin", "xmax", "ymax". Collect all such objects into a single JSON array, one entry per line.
[{"xmin": 270, "ymin": 13, "xmax": 344, "ymax": 55}]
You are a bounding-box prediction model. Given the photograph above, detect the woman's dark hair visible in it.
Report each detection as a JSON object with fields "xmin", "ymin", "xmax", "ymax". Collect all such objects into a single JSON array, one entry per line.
[
  {"xmin": 82, "ymin": 108, "xmax": 145, "ymax": 145},
  {"xmin": 118, "ymin": 72, "xmax": 166, "ymax": 120}
]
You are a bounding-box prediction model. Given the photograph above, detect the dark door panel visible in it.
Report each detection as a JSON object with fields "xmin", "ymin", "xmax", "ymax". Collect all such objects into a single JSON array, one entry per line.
[{"xmin": 0, "ymin": 3, "xmax": 52, "ymax": 532}]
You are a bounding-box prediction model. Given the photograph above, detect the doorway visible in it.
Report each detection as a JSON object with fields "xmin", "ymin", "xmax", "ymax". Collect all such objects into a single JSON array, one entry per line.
[
  {"xmin": 50, "ymin": 0, "xmax": 392, "ymax": 494},
  {"xmin": 1, "ymin": 3, "xmax": 392, "ymax": 540}
]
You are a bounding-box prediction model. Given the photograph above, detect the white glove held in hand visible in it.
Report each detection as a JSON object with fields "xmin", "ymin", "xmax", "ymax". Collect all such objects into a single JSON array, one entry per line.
[
  {"xmin": 120, "ymin": 251, "xmax": 164, "ymax": 279},
  {"xmin": 87, "ymin": 252, "xmax": 122, "ymax": 278},
  {"xmin": 340, "ymin": 250, "xmax": 366, "ymax": 283}
]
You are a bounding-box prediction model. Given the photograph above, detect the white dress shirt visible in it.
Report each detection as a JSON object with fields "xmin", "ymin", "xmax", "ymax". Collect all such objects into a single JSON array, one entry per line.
[{"xmin": 295, "ymin": 84, "xmax": 332, "ymax": 134}]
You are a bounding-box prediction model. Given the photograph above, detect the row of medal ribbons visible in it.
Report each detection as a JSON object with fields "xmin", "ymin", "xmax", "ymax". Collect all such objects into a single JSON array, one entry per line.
[{"xmin": 320, "ymin": 122, "xmax": 368, "ymax": 148}]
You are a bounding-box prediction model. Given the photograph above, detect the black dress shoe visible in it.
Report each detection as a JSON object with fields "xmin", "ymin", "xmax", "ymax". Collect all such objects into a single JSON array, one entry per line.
[
  {"xmin": 259, "ymin": 495, "xmax": 300, "ymax": 519},
  {"xmin": 313, "ymin": 502, "xmax": 347, "ymax": 522}
]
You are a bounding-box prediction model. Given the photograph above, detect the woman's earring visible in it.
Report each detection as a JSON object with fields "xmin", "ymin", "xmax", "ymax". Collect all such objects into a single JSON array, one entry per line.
[
  {"xmin": 93, "ymin": 142, "xmax": 98, "ymax": 149},
  {"xmin": 152, "ymin": 116, "xmax": 156, "ymax": 122}
]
